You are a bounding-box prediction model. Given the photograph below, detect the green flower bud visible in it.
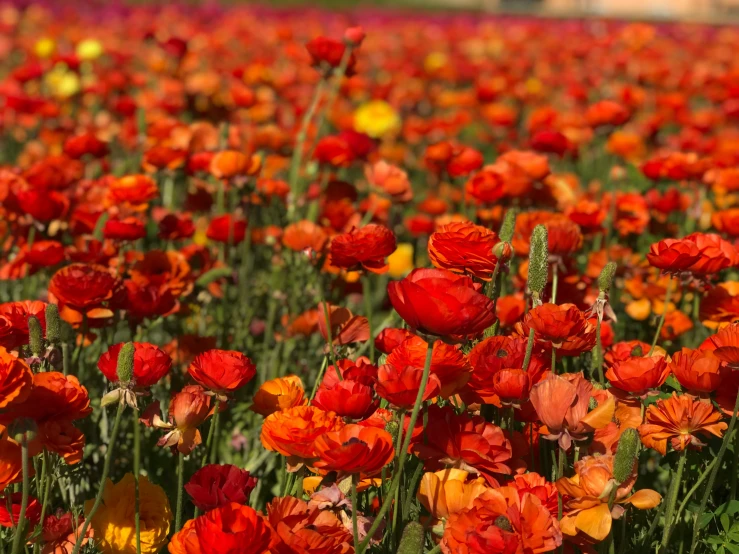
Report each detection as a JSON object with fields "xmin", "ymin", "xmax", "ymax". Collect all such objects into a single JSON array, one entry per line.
[
  {"xmin": 527, "ymin": 225, "xmax": 549, "ymax": 296},
  {"xmin": 27, "ymin": 316, "xmax": 44, "ymax": 357},
  {"xmin": 598, "ymin": 262, "xmax": 617, "ymax": 293},
  {"xmin": 45, "ymin": 304, "xmax": 61, "ymax": 345},
  {"xmin": 116, "ymin": 342, "xmax": 136, "ymax": 385},
  {"xmin": 9, "ymin": 417, "xmax": 38, "ymax": 443},
  {"xmin": 613, "ymin": 428, "xmax": 640, "ymax": 484},
  {"xmin": 378, "ymin": 353, "xmax": 388, "ymax": 366},
  {"xmin": 498, "ymin": 209, "xmax": 518, "ymax": 243},
  {"xmin": 384, "ymin": 420, "xmax": 399, "ymax": 446},
  {"xmin": 397, "ymin": 522, "xmax": 425, "ymax": 554}
]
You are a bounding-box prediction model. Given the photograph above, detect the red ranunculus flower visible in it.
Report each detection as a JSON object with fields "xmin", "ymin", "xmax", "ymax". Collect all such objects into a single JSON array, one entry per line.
[
  {"xmin": 194, "ymin": 502, "xmax": 274, "ymax": 554},
  {"xmin": 206, "ymin": 215, "xmax": 247, "ymax": 245},
  {"xmin": 103, "ymin": 217, "xmax": 147, "ymax": 241},
  {"xmin": 0, "ymin": 493, "xmax": 41, "ymax": 529},
  {"xmin": 646, "ymin": 238, "xmax": 701, "ymax": 273},
  {"xmin": 97, "ymin": 342, "xmax": 172, "ymax": 387},
  {"xmin": 185, "ymin": 464, "xmax": 258, "ymax": 512},
  {"xmin": 313, "ymin": 424, "xmax": 395, "ymax": 477},
  {"xmin": 49, "ymin": 263, "xmax": 122, "ymax": 312},
  {"xmin": 428, "ymin": 221, "xmax": 499, "ymax": 280},
  {"xmin": 329, "ymin": 224, "xmax": 397, "ymax": 274},
  {"xmin": 188, "ymin": 349, "xmax": 256, "ymax": 395}
]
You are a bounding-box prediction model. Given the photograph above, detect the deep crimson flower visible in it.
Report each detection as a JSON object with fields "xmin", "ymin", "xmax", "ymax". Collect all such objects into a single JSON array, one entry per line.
[
  {"xmin": 329, "ymin": 224, "xmax": 397, "ymax": 274},
  {"xmin": 63, "ymin": 132, "xmax": 108, "ymax": 159},
  {"xmin": 97, "ymin": 342, "xmax": 172, "ymax": 387},
  {"xmin": 388, "ymin": 268, "xmax": 495, "ymax": 339},
  {"xmin": 189, "ymin": 349, "xmax": 256, "ymax": 395},
  {"xmin": 156, "ymin": 212, "xmax": 196, "ymax": 241},
  {"xmin": 185, "ymin": 464, "xmax": 258, "ymax": 511},
  {"xmin": 313, "ymin": 136, "xmax": 355, "ymax": 167},
  {"xmin": 16, "ymin": 189, "xmax": 69, "ymax": 222}
]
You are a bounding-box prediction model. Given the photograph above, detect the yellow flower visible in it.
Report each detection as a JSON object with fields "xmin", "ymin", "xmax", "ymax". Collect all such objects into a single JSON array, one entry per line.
[
  {"xmin": 424, "ymin": 51, "xmax": 448, "ymax": 73},
  {"xmin": 85, "ymin": 473, "xmax": 171, "ymax": 554},
  {"xmin": 34, "ymin": 38, "xmax": 55, "ymax": 58},
  {"xmin": 76, "ymin": 39, "xmax": 104, "ymax": 61},
  {"xmin": 44, "ymin": 66, "xmax": 80, "ymax": 99},
  {"xmin": 354, "ymin": 100, "xmax": 400, "ymax": 139},
  {"xmin": 388, "ymin": 243, "xmax": 414, "ymax": 278}
]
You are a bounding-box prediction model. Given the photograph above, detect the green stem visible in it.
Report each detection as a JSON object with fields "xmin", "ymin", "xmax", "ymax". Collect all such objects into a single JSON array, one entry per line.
[
  {"xmin": 649, "ymin": 278, "xmax": 675, "ymax": 356},
  {"xmin": 592, "ymin": 316, "xmax": 604, "ymax": 384},
  {"xmin": 351, "ymin": 474, "xmax": 359, "ymax": 551},
  {"xmin": 661, "ymin": 449, "xmax": 687, "ymax": 551},
  {"xmin": 318, "ymin": 299, "xmax": 339, "ymax": 377},
  {"xmin": 362, "ymin": 274, "xmax": 375, "ymax": 363},
  {"xmin": 10, "ymin": 435, "xmax": 29, "ymax": 554},
  {"xmin": 357, "ymin": 340, "xmax": 434, "ymax": 554},
  {"xmin": 71, "ymin": 401, "xmax": 125, "ymax": 554},
  {"xmin": 732, "ymin": 428, "xmax": 739, "ymax": 501},
  {"xmin": 675, "ymin": 457, "xmax": 717, "ymax": 529},
  {"xmin": 206, "ymin": 401, "xmax": 221, "ymax": 466},
  {"xmin": 175, "ymin": 453, "xmax": 185, "ymax": 532},
  {"xmin": 522, "ymin": 328, "xmax": 536, "ymax": 371},
  {"xmin": 308, "ymin": 356, "xmax": 329, "ymax": 401},
  {"xmin": 690, "ymin": 389, "xmax": 739, "ymax": 554},
  {"xmin": 133, "ymin": 408, "xmax": 141, "ymax": 554},
  {"xmin": 551, "ymin": 261, "xmax": 559, "ymax": 304}
]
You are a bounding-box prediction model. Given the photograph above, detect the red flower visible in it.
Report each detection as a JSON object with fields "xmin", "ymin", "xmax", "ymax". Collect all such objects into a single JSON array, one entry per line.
[
  {"xmin": 188, "ymin": 350, "xmax": 256, "ymax": 395},
  {"xmin": 103, "ymin": 217, "xmax": 147, "ymax": 241},
  {"xmin": 0, "ymin": 493, "xmax": 41, "ymax": 529},
  {"xmin": 669, "ymin": 348, "xmax": 722, "ymax": 394},
  {"xmin": 605, "ymin": 354, "xmax": 670, "ymax": 397},
  {"xmin": 388, "ymin": 268, "xmax": 496, "ymax": 339},
  {"xmin": 683, "ymin": 232, "xmax": 738, "ymax": 275},
  {"xmin": 374, "ymin": 327, "xmax": 416, "ymax": 355},
  {"xmin": 313, "ymin": 424, "xmax": 395, "ymax": 477},
  {"xmin": 16, "ymin": 189, "xmax": 68, "ymax": 222},
  {"xmin": 316, "ymin": 303, "xmax": 370, "ymax": 347},
  {"xmin": 185, "ymin": 464, "xmax": 258, "ymax": 512},
  {"xmin": 98, "ymin": 342, "xmax": 172, "ymax": 387},
  {"xmin": 329, "ymin": 224, "xmax": 397, "ymax": 274},
  {"xmin": 313, "ymin": 136, "xmax": 355, "ymax": 167},
  {"xmin": 516, "ymin": 303, "xmax": 595, "ymax": 355},
  {"xmin": 427, "ymin": 221, "xmax": 499, "ymax": 280},
  {"xmin": 0, "ymin": 301, "xmax": 46, "ymax": 350},
  {"xmin": 646, "ymin": 238, "xmax": 701, "ymax": 273},
  {"xmin": 48, "ymin": 263, "xmax": 122, "ymax": 312},
  {"xmin": 305, "ymin": 36, "xmax": 356, "ymax": 74},
  {"xmin": 194, "ymin": 502, "xmax": 274, "ymax": 554},
  {"xmin": 206, "ymin": 215, "xmax": 247, "ymax": 245},
  {"xmin": 312, "ymin": 358, "xmax": 378, "ymax": 420},
  {"xmin": 376, "ymin": 362, "xmax": 441, "ymax": 408}
]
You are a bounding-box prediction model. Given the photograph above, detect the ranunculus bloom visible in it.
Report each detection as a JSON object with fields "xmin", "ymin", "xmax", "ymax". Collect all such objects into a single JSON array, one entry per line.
[
  {"xmin": 41, "ymin": 511, "xmax": 93, "ymax": 554},
  {"xmin": 605, "ymin": 354, "xmax": 670, "ymax": 396},
  {"xmin": 366, "ymin": 160, "xmax": 412, "ymax": 202},
  {"xmin": 168, "ymin": 519, "xmax": 199, "ymax": 554},
  {"xmin": 206, "ymin": 215, "xmax": 247, "ymax": 245},
  {"xmin": 516, "ymin": 303, "xmax": 595, "ymax": 355},
  {"xmin": 374, "ymin": 327, "xmax": 416, "ymax": 355},
  {"xmin": 427, "ymin": 221, "xmax": 499, "ymax": 280},
  {"xmin": 412, "ymin": 405, "xmax": 513, "ymax": 485},
  {"xmin": 188, "ymin": 350, "xmax": 256, "ymax": 395},
  {"xmin": 0, "ymin": 436, "xmax": 23, "ymax": 492},
  {"xmin": 313, "ymin": 424, "xmax": 395, "ymax": 477},
  {"xmin": 150, "ymin": 385, "xmax": 212, "ymax": 455},
  {"xmin": 700, "ymin": 323, "xmax": 739, "ymax": 368},
  {"xmin": 441, "ymin": 487, "xmax": 562, "ymax": 554},
  {"xmin": 557, "ymin": 455, "xmax": 660, "ymax": 543},
  {"xmin": 388, "ymin": 268, "xmax": 496, "ymax": 339},
  {"xmin": 97, "ymin": 342, "xmax": 172, "ymax": 387},
  {"xmin": 0, "ymin": 347, "xmax": 32, "ymax": 409},
  {"xmin": 646, "ymin": 238, "xmax": 701, "ymax": 273},
  {"xmin": 260, "ymin": 406, "xmax": 344, "ymax": 468},
  {"xmin": 16, "ymin": 189, "xmax": 69, "ymax": 222},
  {"xmin": 195, "ymin": 502, "xmax": 274, "ymax": 554},
  {"xmin": 85, "ymin": 474, "xmax": 171, "ymax": 554},
  {"xmin": 544, "ymin": 218, "xmax": 583, "ymax": 258},
  {"xmin": 417, "ymin": 469, "xmax": 489, "ymax": 521},
  {"xmin": 48, "ymin": 263, "xmax": 122, "ymax": 312},
  {"xmin": 38, "ymin": 420, "xmax": 85, "ymax": 464},
  {"xmin": 305, "ymin": 36, "xmax": 354, "ymax": 72},
  {"xmin": 316, "ymin": 303, "xmax": 370, "ymax": 347},
  {"xmin": 0, "ymin": 493, "xmax": 41, "ymax": 528},
  {"xmin": 107, "ymin": 174, "xmax": 159, "ymax": 207},
  {"xmin": 185, "ymin": 464, "xmax": 257, "ymax": 512},
  {"xmin": 683, "ymin": 232, "xmax": 738, "ymax": 275},
  {"xmin": 103, "ymin": 217, "xmax": 147, "ymax": 241},
  {"xmin": 376, "ymin": 360, "xmax": 442, "ymax": 408},
  {"xmin": 329, "ymin": 224, "xmax": 397, "ymax": 274},
  {"xmin": 0, "ymin": 300, "xmax": 47, "ymax": 349},
  {"xmin": 282, "ymin": 221, "xmax": 328, "ymax": 255},
  {"xmin": 313, "ymin": 358, "xmax": 377, "ymax": 420},
  {"xmin": 639, "ymin": 393, "xmax": 727, "ymax": 455},
  {"xmin": 386, "ymin": 336, "xmax": 471, "ymax": 398},
  {"xmin": 252, "ymin": 375, "xmax": 307, "ymax": 417},
  {"xmin": 530, "ymin": 372, "xmax": 614, "ymax": 450},
  {"xmin": 129, "ymin": 250, "xmax": 193, "ymax": 298}
]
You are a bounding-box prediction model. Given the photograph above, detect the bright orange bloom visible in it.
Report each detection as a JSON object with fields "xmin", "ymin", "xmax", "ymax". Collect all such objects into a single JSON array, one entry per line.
[
  {"xmin": 366, "ymin": 160, "xmax": 412, "ymax": 202},
  {"xmin": 427, "ymin": 221, "xmax": 499, "ymax": 280},
  {"xmin": 98, "ymin": 342, "xmax": 172, "ymax": 388},
  {"xmin": 557, "ymin": 455, "xmax": 660, "ymax": 543},
  {"xmin": 260, "ymin": 406, "xmax": 344, "ymax": 469},
  {"xmin": 683, "ymin": 232, "xmax": 738, "ymax": 275},
  {"xmin": 530, "ymin": 372, "xmax": 614, "ymax": 450},
  {"xmin": 152, "ymin": 385, "xmax": 212, "ymax": 455},
  {"xmin": 313, "ymin": 424, "xmax": 394, "ymax": 477},
  {"xmin": 712, "ymin": 208, "xmax": 739, "ymax": 237},
  {"xmin": 168, "ymin": 518, "xmax": 199, "ymax": 554},
  {"xmin": 669, "ymin": 348, "xmax": 722, "ymax": 393},
  {"xmin": 129, "ymin": 250, "xmax": 193, "ymax": 298},
  {"xmin": 605, "ymin": 354, "xmax": 669, "ymax": 397},
  {"xmin": 441, "ymin": 486, "xmax": 562, "ymax": 554},
  {"xmin": 48, "ymin": 263, "xmax": 123, "ymax": 313},
  {"xmin": 329, "ymin": 224, "xmax": 397, "ymax": 274},
  {"xmin": 194, "ymin": 503, "xmax": 274, "ymax": 554},
  {"xmin": 106, "ymin": 174, "xmax": 159, "ymax": 208},
  {"xmin": 417, "ymin": 469, "xmax": 489, "ymax": 521},
  {"xmin": 0, "ymin": 301, "xmax": 47, "ymax": 350},
  {"xmin": 252, "ymin": 376, "xmax": 307, "ymax": 417},
  {"xmin": 188, "ymin": 350, "xmax": 256, "ymax": 396},
  {"xmin": 282, "ymin": 221, "xmax": 328, "ymax": 255},
  {"xmin": 209, "ymin": 151, "xmax": 258, "ymax": 179},
  {"xmin": 0, "ymin": 433, "xmax": 23, "ymax": 492},
  {"xmin": 517, "ymin": 303, "xmax": 595, "ymax": 355},
  {"xmin": 543, "ymin": 218, "xmax": 583, "ymax": 258},
  {"xmin": 0, "ymin": 347, "xmax": 32, "ymax": 409},
  {"xmin": 646, "ymin": 238, "xmax": 701, "ymax": 273},
  {"xmin": 313, "ymin": 358, "xmax": 377, "ymax": 420},
  {"xmin": 639, "ymin": 393, "xmax": 727, "ymax": 455},
  {"xmin": 700, "ymin": 323, "xmax": 739, "ymax": 368}
]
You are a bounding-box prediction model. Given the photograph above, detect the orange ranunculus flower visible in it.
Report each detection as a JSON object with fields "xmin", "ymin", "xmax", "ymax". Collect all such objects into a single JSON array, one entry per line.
[
  {"xmin": 566, "ymin": 200, "xmax": 606, "ymax": 233},
  {"xmin": 510, "ymin": 472, "xmax": 559, "ymax": 515},
  {"xmin": 188, "ymin": 349, "xmax": 256, "ymax": 396},
  {"xmin": 313, "ymin": 358, "xmax": 378, "ymax": 420},
  {"xmin": 282, "ymin": 221, "xmax": 328, "ymax": 255},
  {"xmin": 209, "ymin": 151, "xmax": 250, "ymax": 179},
  {"xmin": 329, "ymin": 224, "xmax": 397, "ymax": 274},
  {"xmin": 412, "ymin": 405, "xmax": 512, "ymax": 485},
  {"xmin": 661, "ymin": 309, "xmax": 693, "ymax": 341},
  {"xmin": 0, "ymin": 347, "xmax": 32, "ymax": 409},
  {"xmin": 712, "ymin": 208, "xmax": 739, "ymax": 237},
  {"xmin": 465, "ymin": 167, "xmax": 505, "ymax": 204},
  {"xmin": 38, "ymin": 420, "xmax": 85, "ymax": 465},
  {"xmin": 0, "ymin": 301, "xmax": 47, "ymax": 350},
  {"xmin": 441, "ymin": 486, "xmax": 562, "ymax": 554},
  {"xmin": 106, "ymin": 174, "xmax": 159, "ymax": 207},
  {"xmin": 639, "ymin": 393, "xmax": 727, "ymax": 455},
  {"xmin": 530, "ymin": 372, "xmax": 614, "ymax": 450},
  {"xmin": 586, "ymin": 99, "xmax": 630, "ymax": 127},
  {"xmin": 417, "ymin": 469, "xmax": 489, "ymax": 521},
  {"xmin": 40, "ymin": 511, "xmax": 94, "ymax": 554},
  {"xmin": 149, "ymin": 385, "xmax": 212, "ymax": 455},
  {"xmin": 646, "ymin": 238, "xmax": 701, "ymax": 273},
  {"xmin": 286, "ymin": 309, "xmax": 320, "ymax": 337},
  {"xmin": 387, "ymin": 336, "xmax": 471, "ymax": 398},
  {"xmin": 683, "ymin": 232, "xmax": 739, "ymax": 275},
  {"xmin": 545, "ymin": 218, "xmax": 583, "ymax": 258},
  {"xmin": 366, "ymin": 160, "xmax": 412, "ymax": 202},
  {"xmin": 700, "ymin": 282, "xmax": 739, "ymax": 324},
  {"xmin": 48, "ymin": 263, "xmax": 123, "ymax": 313},
  {"xmin": 316, "ymin": 303, "xmax": 370, "ymax": 347},
  {"xmin": 517, "ymin": 303, "xmax": 595, "ymax": 355},
  {"xmin": 557, "ymin": 455, "xmax": 660, "ymax": 543},
  {"xmin": 0, "ymin": 433, "xmax": 23, "ymax": 492},
  {"xmin": 427, "ymin": 221, "xmax": 499, "ymax": 281},
  {"xmin": 260, "ymin": 406, "xmax": 344, "ymax": 469},
  {"xmin": 194, "ymin": 503, "xmax": 274, "ymax": 554},
  {"xmin": 511, "ymin": 211, "xmax": 556, "ymax": 256},
  {"xmin": 129, "ymin": 250, "xmax": 193, "ymax": 298},
  {"xmin": 168, "ymin": 518, "xmax": 199, "ymax": 554},
  {"xmin": 313, "ymin": 424, "xmax": 394, "ymax": 477},
  {"xmin": 669, "ymin": 348, "xmax": 722, "ymax": 394},
  {"xmin": 605, "ymin": 354, "xmax": 669, "ymax": 397},
  {"xmin": 376, "ymin": 361, "xmax": 441, "ymax": 408},
  {"xmin": 700, "ymin": 323, "xmax": 739, "ymax": 368},
  {"xmin": 252, "ymin": 375, "xmax": 306, "ymax": 417},
  {"xmin": 388, "ymin": 268, "xmax": 495, "ymax": 340}
]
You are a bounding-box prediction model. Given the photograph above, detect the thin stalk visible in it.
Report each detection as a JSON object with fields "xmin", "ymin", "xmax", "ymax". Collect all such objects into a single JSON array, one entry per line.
[
  {"xmin": 357, "ymin": 341, "xmax": 434, "ymax": 554},
  {"xmin": 175, "ymin": 453, "xmax": 186, "ymax": 532},
  {"xmin": 205, "ymin": 400, "xmax": 222, "ymax": 466},
  {"xmin": 551, "ymin": 262, "xmax": 559, "ymax": 304},
  {"xmin": 10, "ymin": 435, "xmax": 29, "ymax": 554},
  {"xmin": 308, "ymin": 356, "xmax": 329, "ymax": 401},
  {"xmin": 660, "ymin": 449, "xmax": 687, "ymax": 551},
  {"xmin": 732, "ymin": 429, "xmax": 739, "ymax": 500},
  {"xmin": 351, "ymin": 474, "xmax": 359, "ymax": 551},
  {"xmin": 592, "ymin": 317, "xmax": 605, "ymax": 384},
  {"xmin": 318, "ymin": 300, "xmax": 339, "ymax": 376},
  {"xmin": 71, "ymin": 401, "xmax": 125, "ymax": 554},
  {"xmin": 649, "ymin": 278, "xmax": 675, "ymax": 355},
  {"xmin": 133, "ymin": 408, "xmax": 141, "ymax": 554},
  {"xmin": 522, "ymin": 328, "xmax": 536, "ymax": 371},
  {"xmin": 675, "ymin": 457, "xmax": 717, "ymax": 528},
  {"xmin": 362, "ymin": 274, "xmax": 375, "ymax": 363}
]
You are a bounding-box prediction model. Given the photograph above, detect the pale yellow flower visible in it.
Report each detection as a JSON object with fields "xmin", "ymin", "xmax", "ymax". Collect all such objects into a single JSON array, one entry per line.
[
  {"xmin": 76, "ymin": 39, "xmax": 104, "ymax": 61},
  {"xmin": 354, "ymin": 100, "xmax": 400, "ymax": 139}
]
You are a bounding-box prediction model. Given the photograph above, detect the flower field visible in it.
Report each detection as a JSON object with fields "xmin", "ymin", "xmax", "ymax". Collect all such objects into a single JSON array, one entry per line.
[{"xmin": 3, "ymin": 3, "xmax": 739, "ymax": 553}]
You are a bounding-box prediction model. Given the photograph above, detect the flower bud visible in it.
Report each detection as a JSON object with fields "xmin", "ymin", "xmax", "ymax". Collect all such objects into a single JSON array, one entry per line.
[
  {"xmin": 397, "ymin": 522, "xmax": 425, "ymax": 554},
  {"xmin": 384, "ymin": 420, "xmax": 399, "ymax": 446},
  {"xmin": 598, "ymin": 262, "xmax": 617, "ymax": 294},
  {"xmin": 498, "ymin": 208, "xmax": 518, "ymax": 243},
  {"xmin": 492, "ymin": 241, "xmax": 512, "ymax": 263},
  {"xmin": 28, "ymin": 316, "xmax": 44, "ymax": 357},
  {"xmin": 116, "ymin": 342, "xmax": 136, "ymax": 385},
  {"xmin": 10, "ymin": 417, "xmax": 38, "ymax": 443},
  {"xmin": 527, "ymin": 225, "xmax": 549, "ymax": 296},
  {"xmin": 613, "ymin": 428, "xmax": 640, "ymax": 484},
  {"xmin": 45, "ymin": 304, "xmax": 61, "ymax": 345},
  {"xmin": 344, "ymin": 26, "xmax": 366, "ymax": 47}
]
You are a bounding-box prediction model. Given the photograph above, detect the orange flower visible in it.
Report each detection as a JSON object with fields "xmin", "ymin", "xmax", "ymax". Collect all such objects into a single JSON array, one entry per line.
[
  {"xmin": 441, "ymin": 486, "xmax": 562, "ymax": 554},
  {"xmin": 557, "ymin": 455, "xmax": 660, "ymax": 543},
  {"xmin": 260, "ymin": 406, "xmax": 344, "ymax": 469},
  {"xmin": 329, "ymin": 224, "xmax": 397, "ymax": 274},
  {"xmin": 646, "ymin": 238, "xmax": 701, "ymax": 273},
  {"xmin": 544, "ymin": 218, "xmax": 583, "ymax": 258},
  {"xmin": 712, "ymin": 208, "xmax": 739, "ymax": 237},
  {"xmin": 129, "ymin": 250, "xmax": 193, "ymax": 298},
  {"xmin": 639, "ymin": 393, "xmax": 727, "ymax": 455},
  {"xmin": 417, "ymin": 469, "xmax": 488, "ymax": 521},
  {"xmin": 49, "ymin": 263, "xmax": 123, "ymax": 313},
  {"xmin": 38, "ymin": 420, "xmax": 85, "ymax": 464},
  {"xmin": 427, "ymin": 221, "xmax": 499, "ymax": 280},
  {"xmin": 0, "ymin": 301, "xmax": 47, "ymax": 349},
  {"xmin": 209, "ymin": 151, "xmax": 259, "ymax": 179},
  {"xmin": 313, "ymin": 424, "xmax": 394, "ymax": 477},
  {"xmin": 669, "ymin": 348, "xmax": 722, "ymax": 393},
  {"xmin": 605, "ymin": 354, "xmax": 669, "ymax": 397},
  {"xmin": 700, "ymin": 323, "xmax": 739, "ymax": 368},
  {"xmin": 517, "ymin": 303, "xmax": 595, "ymax": 355},
  {"xmin": 0, "ymin": 347, "xmax": 32, "ymax": 409},
  {"xmin": 168, "ymin": 519, "xmax": 199, "ymax": 554},
  {"xmin": 282, "ymin": 221, "xmax": 328, "ymax": 255},
  {"xmin": 530, "ymin": 372, "xmax": 614, "ymax": 450},
  {"xmin": 0, "ymin": 433, "xmax": 22, "ymax": 492},
  {"xmin": 194, "ymin": 503, "xmax": 274, "ymax": 554},
  {"xmin": 252, "ymin": 376, "xmax": 306, "ymax": 417},
  {"xmin": 683, "ymin": 232, "xmax": 738, "ymax": 275},
  {"xmin": 188, "ymin": 350, "xmax": 256, "ymax": 396},
  {"xmin": 316, "ymin": 303, "xmax": 370, "ymax": 347},
  {"xmin": 365, "ymin": 160, "xmax": 412, "ymax": 202},
  {"xmin": 152, "ymin": 385, "xmax": 212, "ymax": 455},
  {"xmin": 106, "ymin": 174, "xmax": 159, "ymax": 208}
]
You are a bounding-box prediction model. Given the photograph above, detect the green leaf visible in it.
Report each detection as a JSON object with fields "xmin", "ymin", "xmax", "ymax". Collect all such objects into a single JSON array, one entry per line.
[
  {"xmin": 722, "ymin": 513, "xmax": 732, "ymax": 533},
  {"xmin": 716, "ymin": 501, "xmax": 739, "ymax": 517},
  {"xmin": 196, "ymin": 266, "xmax": 233, "ymax": 288},
  {"xmin": 699, "ymin": 513, "xmax": 715, "ymax": 530}
]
